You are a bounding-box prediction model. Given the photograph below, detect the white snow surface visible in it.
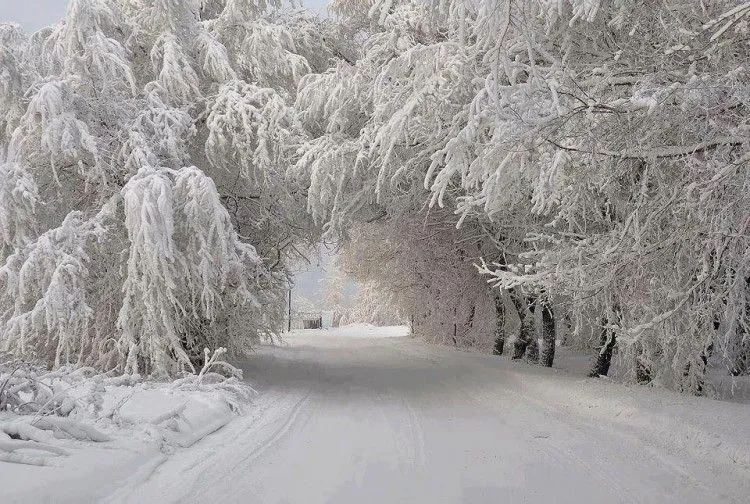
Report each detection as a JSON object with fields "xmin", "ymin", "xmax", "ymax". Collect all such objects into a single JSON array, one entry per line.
[
  {"xmin": 3, "ymin": 326, "xmax": 750, "ymax": 503},
  {"xmin": 1, "ymin": 371, "xmax": 250, "ymax": 503}
]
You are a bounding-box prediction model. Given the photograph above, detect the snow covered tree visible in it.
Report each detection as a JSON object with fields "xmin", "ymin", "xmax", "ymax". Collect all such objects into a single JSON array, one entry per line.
[
  {"xmin": 295, "ymin": 0, "xmax": 748, "ymax": 393},
  {"xmin": 457, "ymin": 0, "xmax": 750, "ymax": 391},
  {"xmin": 295, "ymin": 0, "xmax": 547, "ymax": 360},
  {"xmin": 0, "ymin": 24, "xmax": 28, "ymax": 160},
  {"xmin": 338, "ymin": 211, "xmax": 503, "ymax": 351},
  {"xmin": 0, "ymin": 0, "xmax": 343, "ymax": 375}
]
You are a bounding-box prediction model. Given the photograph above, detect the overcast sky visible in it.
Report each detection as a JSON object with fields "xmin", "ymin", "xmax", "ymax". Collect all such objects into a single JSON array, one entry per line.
[
  {"xmin": 0, "ymin": 1, "xmax": 68, "ymax": 31},
  {"xmin": 0, "ymin": 1, "xmax": 328, "ymax": 32}
]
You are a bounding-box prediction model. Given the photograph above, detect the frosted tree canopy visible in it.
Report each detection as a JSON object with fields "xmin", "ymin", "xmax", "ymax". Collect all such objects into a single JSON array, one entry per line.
[{"xmin": 0, "ymin": 0, "xmax": 345, "ymax": 375}]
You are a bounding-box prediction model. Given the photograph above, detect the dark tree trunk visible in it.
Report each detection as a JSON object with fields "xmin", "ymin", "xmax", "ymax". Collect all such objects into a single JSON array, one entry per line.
[
  {"xmin": 589, "ymin": 306, "xmax": 621, "ymax": 378},
  {"xmin": 525, "ymin": 331, "xmax": 540, "ymax": 362},
  {"xmin": 729, "ymin": 339, "xmax": 749, "ymax": 376},
  {"xmin": 492, "ymin": 293, "xmax": 506, "ymax": 355},
  {"xmin": 466, "ymin": 305, "xmax": 476, "ymax": 328},
  {"xmin": 510, "ymin": 292, "xmax": 528, "ymax": 359},
  {"xmin": 681, "ymin": 342, "xmax": 713, "ymax": 395},
  {"xmin": 588, "ymin": 320, "xmax": 617, "ymax": 377},
  {"xmin": 463, "ymin": 304, "xmax": 477, "ymax": 347},
  {"xmin": 697, "ymin": 343, "xmax": 713, "ymax": 394},
  {"xmin": 452, "ymin": 306, "xmax": 458, "ymax": 346},
  {"xmin": 729, "ymin": 278, "xmax": 750, "ymax": 376},
  {"xmin": 540, "ymin": 297, "xmax": 556, "ymax": 367},
  {"xmin": 287, "ymin": 289, "xmax": 292, "ymax": 332},
  {"xmin": 511, "ymin": 291, "xmax": 537, "ymax": 362},
  {"xmin": 525, "ymin": 295, "xmax": 539, "ymax": 363},
  {"xmin": 560, "ymin": 312, "xmax": 573, "ymax": 346},
  {"xmin": 636, "ymin": 354, "xmax": 652, "ymax": 384}
]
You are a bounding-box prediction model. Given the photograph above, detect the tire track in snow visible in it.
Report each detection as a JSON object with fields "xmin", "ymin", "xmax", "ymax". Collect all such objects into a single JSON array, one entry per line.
[
  {"xmin": 402, "ymin": 395, "xmax": 426, "ymax": 469},
  {"xmin": 370, "ymin": 388, "xmax": 425, "ymax": 470},
  {"xmin": 230, "ymin": 390, "xmax": 312, "ymax": 466},
  {"xmin": 177, "ymin": 389, "xmax": 303, "ymax": 476},
  {"xmin": 99, "ymin": 455, "xmax": 169, "ymax": 504},
  {"xmin": 180, "ymin": 391, "xmax": 312, "ymax": 500},
  {"xmin": 387, "ymin": 340, "xmax": 675, "ymax": 503},
  {"xmin": 103, "ymin": 389, "xmax": 312, "ymax": 504}
]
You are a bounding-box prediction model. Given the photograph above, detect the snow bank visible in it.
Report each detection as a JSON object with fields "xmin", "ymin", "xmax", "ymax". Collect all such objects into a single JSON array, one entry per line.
[
  {"xmin": 98, "ymin": 375, "xmax": 253, "ymax": 450},
  {"xmin": 0, "ymin": 358, "xmax": 255, "ymax": 501}
]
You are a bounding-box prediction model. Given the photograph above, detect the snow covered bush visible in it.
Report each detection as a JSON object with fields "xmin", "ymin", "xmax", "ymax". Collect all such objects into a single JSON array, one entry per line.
[
  {"xmin": 0, "ymin": 351, "xmax": 254, "ymax": 466},
  {"xmin": 0, "ymin": 356, "xmax": 112, "ymax": 465}
]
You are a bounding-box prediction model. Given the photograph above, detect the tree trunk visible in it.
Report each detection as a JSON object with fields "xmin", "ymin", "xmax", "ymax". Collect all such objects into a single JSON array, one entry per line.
[
  {"xmin": 465, "ymin": 305, "xmax": 476, "ymax": 346},
  {"xmin": 729, "ymin": 339, "xmax": 749, "ymax": 376},
  {"xmin": 492, "ymin": 293, "xmax": 506, "ymax": 355},
  {"xmin": 561, "ymin": 312, "xmax": 573, "ymax": 346},
  {"xmin": 636, "ymin": 351, "xmax": 652, "ymax": 384},
  {"xmin": 540, "ymin": 297, "xmax": 556, "ymax": 367},
  {"xmin": 683, "ymin": 343, "xmax": 714, "ymax": 396},
  {"xmin": 729, "ymin": 278, "xmax": 749, "ymax": 376},
  {"xmin": 510, "ymin": 292, "xmax": 528, "ymax": 359},
  {"xmin": 588, "ymin": 319, "xmax": 617, "ymax": 377},
  {"xmin": 287, "ymin": 288, "xmax": 292, "ymax": 332},
  {"xmin": 525, "ymin": 294, "xmax": 539, "ymax": 363},
  {"xmin": 466, "ymin": 305, "xmax": 476, "ymax": 328},
  {"xmin": 511, "ymin": 291, "xmax": 537, "ymax": 362},
  {"xmin": 589, "ymin": 305, "xmax": 621, "ymax": 378},
  {"xmin": 525, "ymin": 329, "xmax": 540, "ymax": 363},
  {"xmin": 452, "ymin": 306, "xmax": 458, "ymax": 346}
]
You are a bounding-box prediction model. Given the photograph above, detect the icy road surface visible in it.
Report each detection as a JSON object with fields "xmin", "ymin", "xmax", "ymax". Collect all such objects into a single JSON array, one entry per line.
[{"xmin": 104, "ymin": 327, "xmax": 750, "ymax": 504}]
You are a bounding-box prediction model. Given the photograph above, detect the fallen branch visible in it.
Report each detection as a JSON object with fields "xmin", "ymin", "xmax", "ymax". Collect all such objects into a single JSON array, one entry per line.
[
  {"xmin": 32, "ymin": 417, "xmax": 111, "ymax": 442},
  {"xmin": 0, "ymin": 451, "xmax": 49, "ymax": 466},
  {"xmin": 0, "ymin": 439, "xmax": 70, "ymax": 456},
  {"xmin": 546, "ymin": 136, "xmax": 744, "ymax": 159}
]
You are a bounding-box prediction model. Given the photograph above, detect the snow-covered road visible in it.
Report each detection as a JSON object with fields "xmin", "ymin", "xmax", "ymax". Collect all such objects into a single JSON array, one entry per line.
[{"xmin": 103, "ymin": 328, "xmax": 750, "ymax": 504}]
